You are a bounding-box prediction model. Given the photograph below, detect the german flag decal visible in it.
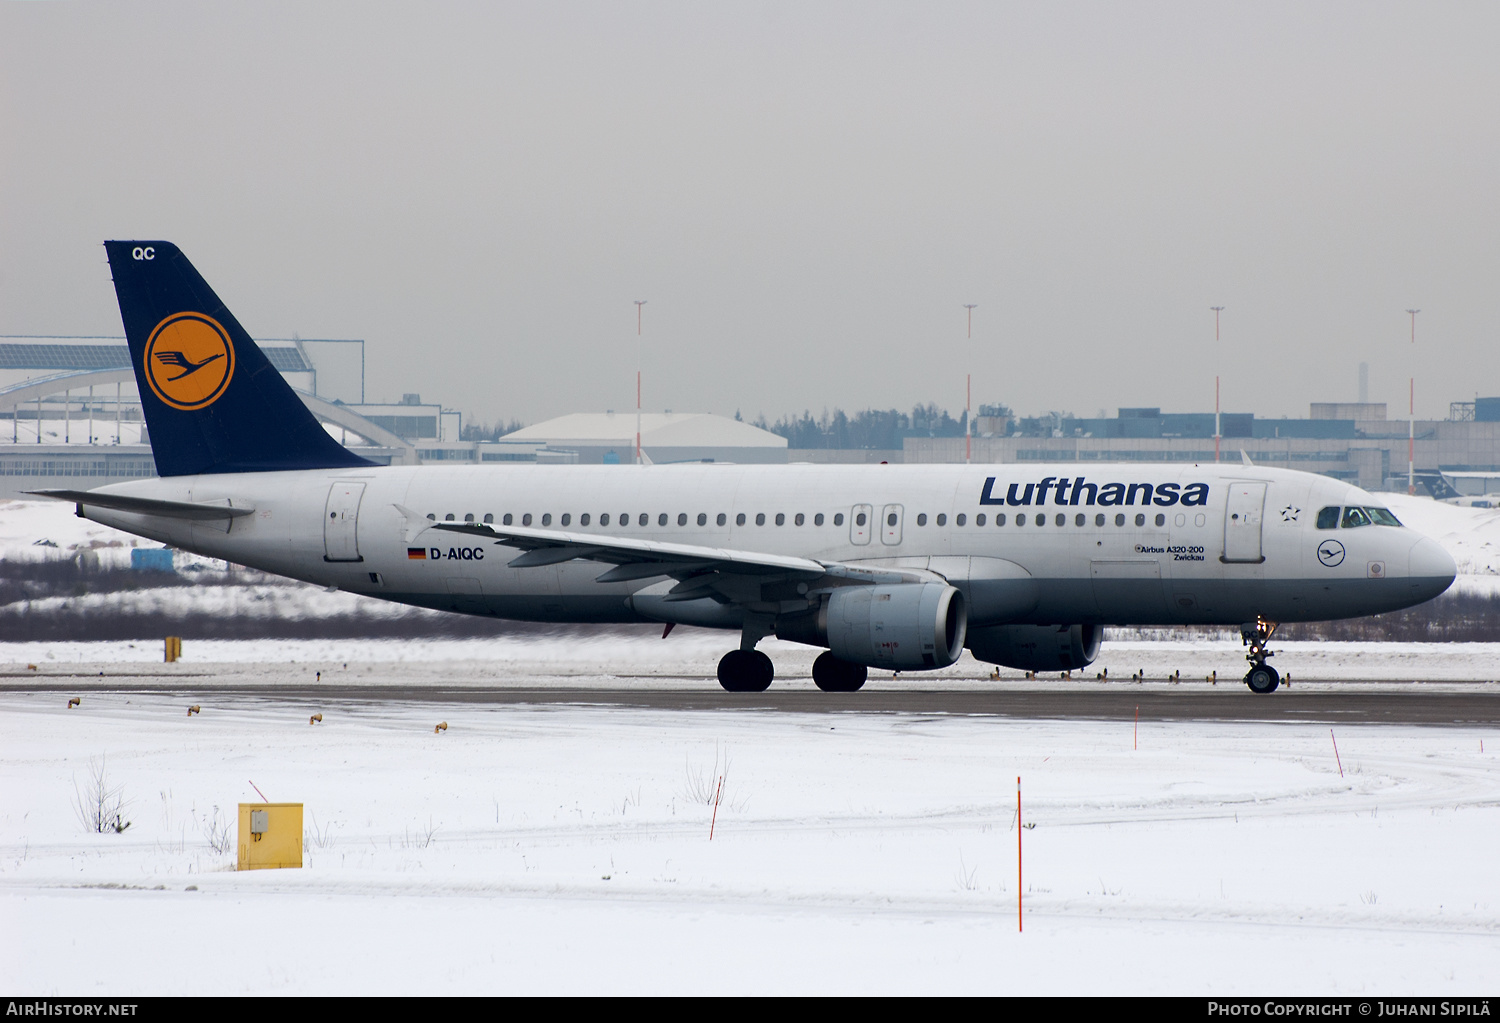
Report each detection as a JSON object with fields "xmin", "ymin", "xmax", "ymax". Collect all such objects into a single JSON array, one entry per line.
[{"xmin": 407, "ymin": 547, "xmax": 427, "ymax": 560}]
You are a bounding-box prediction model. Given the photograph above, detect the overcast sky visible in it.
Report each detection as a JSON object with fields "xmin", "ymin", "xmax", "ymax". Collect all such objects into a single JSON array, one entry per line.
[{"xmin": 2, "ymin": 2, "xmax": 1495, "ymax": 427}]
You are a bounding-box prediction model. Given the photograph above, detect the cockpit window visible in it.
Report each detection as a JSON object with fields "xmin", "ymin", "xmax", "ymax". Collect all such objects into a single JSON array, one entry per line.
[
  {"xmin": 1366, "ymin": 507, "xmax": 1402, "ymax": 526},
  {"xmin": 1341, "ymin": 506, "xmax": 1372, "ymax": 529},
  {"xmin": 1316, "ymin": 507, "xmax": 1340, "ymax": 530}
]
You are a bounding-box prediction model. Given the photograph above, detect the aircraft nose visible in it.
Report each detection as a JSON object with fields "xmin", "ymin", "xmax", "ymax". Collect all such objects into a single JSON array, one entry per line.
[{"xmin": 1408, "ymin": 536, "xmax": 1457, "ymax": 601}]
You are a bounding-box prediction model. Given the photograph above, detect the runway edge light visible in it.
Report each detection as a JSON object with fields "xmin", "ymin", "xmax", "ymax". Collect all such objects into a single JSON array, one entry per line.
[{"xmin": 237, "ymin": 803, "xmax": 303, "ymax": 870}]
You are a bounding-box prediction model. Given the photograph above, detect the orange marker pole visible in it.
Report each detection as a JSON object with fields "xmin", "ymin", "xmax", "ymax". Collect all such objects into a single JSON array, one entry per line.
[
  {"xmin": 1331, "ymin": 730, "xmax": 1344, "ymax": 778},
  {"xmin": 709, "ymin": 776, "xmax": 723, "ymax": 840},
  {"xmin": 1017, "ymin": 776, "xmax": 1023, "ymax": 933}
]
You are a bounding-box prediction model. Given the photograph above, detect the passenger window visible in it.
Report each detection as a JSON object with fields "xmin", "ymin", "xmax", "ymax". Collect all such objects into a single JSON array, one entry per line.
[
  {"xmin": 936, "ymin": 513, "xmax": 947, "ymax": 526},
  {"xmin": 775, "ymin": 513, "xmax": 785, "ymax": 526},
  {"xmin": 580, "ymin": 513, "xmax": 590, "ymax": 526},
  {"xmin": 976, "ymin": 513, "xmax": 986, "ymax": 526},
  {"xmin": 736, "ymin": 513, "xmax": 746, "ymax": 526},
  {"xmin": 658, "ymin": 513, "xmax": 668, "ymax": 526},
  {"xmin": 717, "ymin": 513, "xmax": 726, "ymax": 526},
  {"xmin": 483, "ymin": 513, "xmax": 494, "ymax": 524},
  {"xmin": 1341, "ymin": 507, "xmax": 1371, "ymax": 529},
  {"xmin": 541, "ymin": 513, "xmax": 552, "ymax": 526},
  {"xmin": 756, "ymin": 513, "xmax": 766, "ymax": 526},
  {"xmin": 426, "ymin": 513, "xmax": 436, "ymax": 521},
  {"xmin": 995, "ymin": 513, "xmax": 1006, "ymax": 526},
  {"xmin": 464, "ymin": 513, "xmax": 475, "ymax": 522},
  {"xmin": 917, "ymin": 513, "xmax": 928, "ymax": 526},
  {"xmin": 638, "ymin": 513, "xmax": 648, "ymax": 526},
  {"xmin": 1134, "ymin": 513, "xmax": 1146, "ymax": 527},
  {"xmin": 1056, "ymin": 514, "xmax": 1066, "ymax": 527},
  {"xmin": 887, "ymin": 512, "xmax": 897, "ymax": 527},
  {"xmin": 856, "ymin": 512, "xmax": 867, "ymax": 526},
  {"xmin": 1076, "ymin": 514, "xmax": 1085, "ymax": 527},
  {"xmin": 1316, "ymin": 507, "xmax": 1340, "ymax": 530},
  {"xmin": 956, "ymin": 513, "xmax": 966, "ymax": 526},
  {"xmin": 560, "ymin": 514, "xmax": 570, "ymax": 526},
  {"xmin": 698, "ymin": 513, "xmax": 708, "ymax": 526},
  {"xmin": 445, "ymin": 513, "xmax": 455, "ymax": 521},
  {"xmin": 600, "ymin": 513, "xmax": 610, "ymax": 526},
  {"xmin": 1095, "ymin": 513, "xmax": 1105, "ymax": 527},
  {"xmin": 795, "ymin": 513, "xmax": 805, "ymax": 526},
  {"xmin": 1115, "ymin": 514, "xmax": 1125, "ymax": 527},
  {"xmin": 1016, "ymin": 514, "xmax": 1026, "ymax": 526},
  {"xmin": 814, "ymin": 513, "xmax": 824, "ymax": 526},
  {"xmin": 503, "ymin": 513, "xmax": 513, "ymax": 526},
  {"xmin": 522, "ymin": 513, "xmax": 532, "ymax": 526},
  {"xmin": 833, "ymin": 513, "xmax": 845, "ymax": 526},
  {"xmin": 1154, "ymin": 513, "xmax": 1165, "ymax": 527}
]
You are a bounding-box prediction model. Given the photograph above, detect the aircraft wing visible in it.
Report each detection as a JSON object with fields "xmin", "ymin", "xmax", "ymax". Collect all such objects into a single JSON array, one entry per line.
[{"xmin": 426, "ymin": 519, "xmax": 930, "ymax": 601}]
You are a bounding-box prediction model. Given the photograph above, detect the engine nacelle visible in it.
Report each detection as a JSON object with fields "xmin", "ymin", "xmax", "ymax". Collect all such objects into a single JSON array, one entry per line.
[
  {"xmin": 966, "ymin": 623, "xmax": 1101, "ymax": 672},
  {"xmin": 777, "ymin": 583, "xmax": 967, "ymax": 670}
]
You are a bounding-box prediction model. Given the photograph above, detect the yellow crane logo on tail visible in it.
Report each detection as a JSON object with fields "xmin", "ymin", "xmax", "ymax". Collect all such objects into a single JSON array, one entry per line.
[{"xmin": 143, "ymin": 312, "xmax": 235, "ymax": 410}]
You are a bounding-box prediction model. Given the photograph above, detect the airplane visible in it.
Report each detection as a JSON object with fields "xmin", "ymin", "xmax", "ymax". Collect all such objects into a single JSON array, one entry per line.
[
  {"xmin": 1413, "ymin": 470, "xmax": 1500, "ymax": 509},
  {"xmin": 30, "ymin": 241, "xmax": 1458, "ymax": 695}
]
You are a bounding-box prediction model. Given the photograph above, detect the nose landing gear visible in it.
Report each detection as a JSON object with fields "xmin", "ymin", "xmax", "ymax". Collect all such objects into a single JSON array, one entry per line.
[{"xmin": 1241, "ymin": 618, "xmax": 1280, "ymax": 694}]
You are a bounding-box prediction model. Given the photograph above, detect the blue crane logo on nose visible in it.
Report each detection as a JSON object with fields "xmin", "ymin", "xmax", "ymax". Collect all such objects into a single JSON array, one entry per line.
[{"xmin": 1317, "ymin": 539, "xmax": 1346, "ymax": 567}]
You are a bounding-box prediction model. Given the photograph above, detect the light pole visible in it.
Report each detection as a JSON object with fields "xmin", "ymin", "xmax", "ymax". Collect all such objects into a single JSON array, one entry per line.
[
  {"xmin": 963, "ymin": 304, "xmax": 977, "ymax": 464},
  {"xmin": 634, "ymin": 300, "xmax": 647, "ymax": 466},
  {"xmin": 1212, "ymin": 304, "xmax": 1224, "ymax": 459},
  {"xmin": 1406, "ymin": 308, "xmax": 1419, "ymax": 494}
]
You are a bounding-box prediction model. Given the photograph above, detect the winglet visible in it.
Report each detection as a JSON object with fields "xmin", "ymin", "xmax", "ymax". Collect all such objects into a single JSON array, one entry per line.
[{"xmin": 1240, "ymin": 449, "xmax": 1254, "ymax": 466}]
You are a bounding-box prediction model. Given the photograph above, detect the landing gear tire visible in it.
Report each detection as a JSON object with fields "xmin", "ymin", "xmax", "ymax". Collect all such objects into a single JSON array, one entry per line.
[
  {"xmin": 718, "ymin": 649, "xmax": 774, "ymax": 692},
  {"xmin": 1245, "ymin": 665, "xmax": 1280, "ymax": 694},
  {"xmin": 812, "ymin": 652, "xmax": 867, "ymax": 693}
]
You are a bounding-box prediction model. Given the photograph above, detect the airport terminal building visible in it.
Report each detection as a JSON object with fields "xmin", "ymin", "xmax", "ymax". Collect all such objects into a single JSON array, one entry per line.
[{"xmin": 901, "ymin": 401, "xmax": 1500, "ymax": 493}]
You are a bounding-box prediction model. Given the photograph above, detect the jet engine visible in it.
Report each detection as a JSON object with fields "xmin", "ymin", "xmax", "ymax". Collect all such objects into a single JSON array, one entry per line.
[
  {"xmin": 966, "ymin": 623, "xmax": 1101, "ymax": 672},
  {"xmin": 777, "ymin": 583, "xmax": 966, "ymax": 670}
]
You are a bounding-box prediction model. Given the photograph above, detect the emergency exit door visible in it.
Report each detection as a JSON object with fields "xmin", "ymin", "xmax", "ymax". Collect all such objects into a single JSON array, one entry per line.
[
  {"xmin": 850, "ymin": 504, "xmax": 873, "ymax": 545},
  {"xmin": 881, "ymin": 504, "xmax": 904, "ymax": 545},
  {"xmin": 323, "ymin": 482, "xmax": 366, "ymax": 562}
]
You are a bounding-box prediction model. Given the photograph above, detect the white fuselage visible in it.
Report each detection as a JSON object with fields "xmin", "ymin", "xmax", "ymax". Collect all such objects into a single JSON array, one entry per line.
[{"xmin": 78, "ymin": 462, "xmax": 1455, "ymax": 631}]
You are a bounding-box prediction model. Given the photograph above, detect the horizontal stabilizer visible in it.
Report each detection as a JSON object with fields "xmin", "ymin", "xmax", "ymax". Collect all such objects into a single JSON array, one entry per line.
[{"xmin": 26, "ymin": 490, "xmax": 255, "ymax": 521}]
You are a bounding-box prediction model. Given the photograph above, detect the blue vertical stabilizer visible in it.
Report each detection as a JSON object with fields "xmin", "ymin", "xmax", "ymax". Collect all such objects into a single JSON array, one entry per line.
[{"xmin": 103, "ymin": 241, "xmax": 376, "ymax": 477}]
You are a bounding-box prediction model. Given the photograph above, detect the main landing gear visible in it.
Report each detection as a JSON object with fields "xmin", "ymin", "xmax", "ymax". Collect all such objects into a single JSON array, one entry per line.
[
  {"xmin": 812, "ymin": 652, "xmax": 867, "ymax": 692},
  {"xmin": 1241, "ymin": 618, "xmax": 1281, "ymax": 694},
  {"xmin": 717, "ymin": 650, "xmax": 774, "ymax": 692}
]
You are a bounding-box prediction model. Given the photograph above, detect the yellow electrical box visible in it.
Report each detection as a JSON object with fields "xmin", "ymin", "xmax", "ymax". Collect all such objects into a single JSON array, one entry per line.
[
  {"xmin": 164, "ymin": 636, "xmax": 182, "ymax": 662},
  {"xmin": 237, "ymin": 802, "xmax": 303, "ymax": 871}
]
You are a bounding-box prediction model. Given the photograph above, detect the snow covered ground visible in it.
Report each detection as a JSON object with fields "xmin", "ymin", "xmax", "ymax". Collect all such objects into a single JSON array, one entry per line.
[
  {"xmin": 5, "ymin": 492, "xmax": 1500, "ymax": 994},
  {"xmin": 2, "ymin": 684, "xmax": 1497, "ymax": 995},
  {"xmin": 3, "ymin": 635, "xmax": 1500, "ymax": 687}
]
